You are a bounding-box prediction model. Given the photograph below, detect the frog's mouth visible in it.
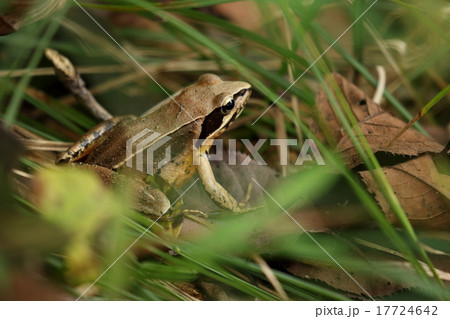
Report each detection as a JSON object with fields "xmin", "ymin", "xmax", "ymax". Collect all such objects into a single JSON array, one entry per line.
[{"xmin": 197, "ymin": 88, "xmax": 251, "ymax": 145}]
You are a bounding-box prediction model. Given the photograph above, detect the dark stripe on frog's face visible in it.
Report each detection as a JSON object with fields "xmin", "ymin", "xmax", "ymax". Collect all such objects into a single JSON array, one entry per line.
[{"xmin": 197, "ymin": 88, "xmax": 250, "ymax": 143}]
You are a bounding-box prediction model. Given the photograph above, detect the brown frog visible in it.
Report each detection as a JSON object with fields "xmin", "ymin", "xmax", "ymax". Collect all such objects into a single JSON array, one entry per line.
[{"xmin": 57, "ymin": 74, "xmax": 252, "ymax": 217}]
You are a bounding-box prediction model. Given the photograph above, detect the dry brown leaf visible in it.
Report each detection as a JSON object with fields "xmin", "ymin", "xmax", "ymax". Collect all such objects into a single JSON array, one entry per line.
[
  {"xmin": 285, "ymin": 262, "xmax": 410, "ymax": 298},
  {"xmin": 311, "ymin": 73, "xmax": 443, "ymax": 168},
  {"xmin": 311, "ymin": 72, "xmax": 382, "ymax": 145},
  {"xmin": 338, "ymin": 112, "xmax": 444, "ymax": 168},
  {"xmin": 287, "ymin": 204, "xmax": 369, "ymax": 232},
  {"xmin": 360, "ymin": 154, "xmax": 450, "ymax": 229},
  {"xmin": 286, "ymin": 237, "xmax": 450, "ymax": 298},
  {"xmin": 354, "ymin": 237, "xmax": 450, "ymax": 283}
]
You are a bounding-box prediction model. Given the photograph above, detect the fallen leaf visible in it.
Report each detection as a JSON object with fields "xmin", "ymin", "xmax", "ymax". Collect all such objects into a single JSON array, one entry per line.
[
  {"xmin": 311, "ymin": 72, "xmax": 382, "ymax": 145},
  {"xmin": 353, "ymin": 235, "xmax": 450, "ymax": 283},
  {"xmin": 284, "ymin": 176, "xmax": 373, "ymax": 232},
  {"xmin": 337, "ymin": 112, "xmax": 443, "ymax": 168},
  {"xmin": 288, "ymin": 204, "xmax": 369, "ymax": 232},
  {"xmin": 360, "ymin": 154, "xmax": 450, "ymax": 229},
  {"xmin": 285, "ymin": 261, "xmax": 410, "ymax": 298},
  {"xmin": 311, "ymin": 73, "xmax": 443, "ymax": 168},
  {"xmin": 283, "ymin": 233, "xmax": 430, "ymax": 298}
]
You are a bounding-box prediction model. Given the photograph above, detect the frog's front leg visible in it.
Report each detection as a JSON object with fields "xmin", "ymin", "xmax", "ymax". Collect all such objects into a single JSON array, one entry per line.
[{"xmin": 195, "ymin": 150, "xmax": 249, "ymax": 213}]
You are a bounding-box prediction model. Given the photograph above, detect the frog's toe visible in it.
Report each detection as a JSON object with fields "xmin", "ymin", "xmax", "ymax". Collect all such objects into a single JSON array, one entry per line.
[{"xmin": 232, "ymin": 201, "xmax": 263, "ymax": 214}]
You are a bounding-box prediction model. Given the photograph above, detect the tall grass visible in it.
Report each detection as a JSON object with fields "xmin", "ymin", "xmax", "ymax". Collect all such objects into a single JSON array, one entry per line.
[{"xmin": 0, "ymin": 0, "xmax": 448, "ymax": 300}]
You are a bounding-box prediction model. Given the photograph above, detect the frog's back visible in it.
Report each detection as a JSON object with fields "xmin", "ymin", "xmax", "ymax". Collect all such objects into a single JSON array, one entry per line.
[{"xmin": 85, "ymin": 100, "xmax": 198, "ymax": 169}]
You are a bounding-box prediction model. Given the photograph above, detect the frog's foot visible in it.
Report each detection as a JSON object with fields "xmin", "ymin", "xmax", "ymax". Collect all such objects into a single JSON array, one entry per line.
[
  {"xmin": 242, "ymin": 182, "xmax": 254, "ymax": 205},
  {"xmin": 232, "ymin": 202, "xmax": 262, "ymax": 214},
  {"xmin": 196, "ymin": 152, "xmax": 262, "ymax": 214},
  {"xmin": 236, "ymin": 181, "xmax": 256, "ymax": 210},
  {"xmin": 135, "ymin": 184, "xmax": 171, "ymax": 216},
  {"xmin": 233, "ymin": 182, "xmax": 267, "ymax": 213},
  {"xmin": 180, "ymin": 209, "xmax": 209, "ymax": 218}
]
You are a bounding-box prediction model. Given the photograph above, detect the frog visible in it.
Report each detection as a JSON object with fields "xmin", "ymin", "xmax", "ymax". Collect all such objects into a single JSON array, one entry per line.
[{"xmin": 56, "ymin": 74, "xmax": 252, "ymax": 218}]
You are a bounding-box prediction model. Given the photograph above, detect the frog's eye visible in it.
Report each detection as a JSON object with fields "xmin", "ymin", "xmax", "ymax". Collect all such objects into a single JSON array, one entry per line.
[{"xmin": 221, "ymin": 99, "xmax": 235, "ymax": 114}]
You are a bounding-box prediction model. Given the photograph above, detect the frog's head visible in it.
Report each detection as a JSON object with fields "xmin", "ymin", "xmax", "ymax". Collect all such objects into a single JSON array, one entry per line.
[{"xmin": 194, "ymin": 74, "xmax": 251, "ymax": 143}]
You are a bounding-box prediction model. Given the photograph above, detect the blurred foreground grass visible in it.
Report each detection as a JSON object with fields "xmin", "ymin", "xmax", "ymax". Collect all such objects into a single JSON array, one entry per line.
[{"xmin": 0, "ymin": 0, "xmax": 449, "ymax": 300}]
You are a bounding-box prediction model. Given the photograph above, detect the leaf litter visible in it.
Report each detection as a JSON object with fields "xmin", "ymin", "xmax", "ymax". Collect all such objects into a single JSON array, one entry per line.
[{"xmin": 285, "ymin": 73, "xmax": 450, "ymax": 297}]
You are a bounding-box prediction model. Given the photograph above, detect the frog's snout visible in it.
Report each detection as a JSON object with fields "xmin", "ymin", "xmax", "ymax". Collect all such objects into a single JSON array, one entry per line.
[{"xmin": 234, "ymin": 88, "xmax": 251, "ymax": 99}]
